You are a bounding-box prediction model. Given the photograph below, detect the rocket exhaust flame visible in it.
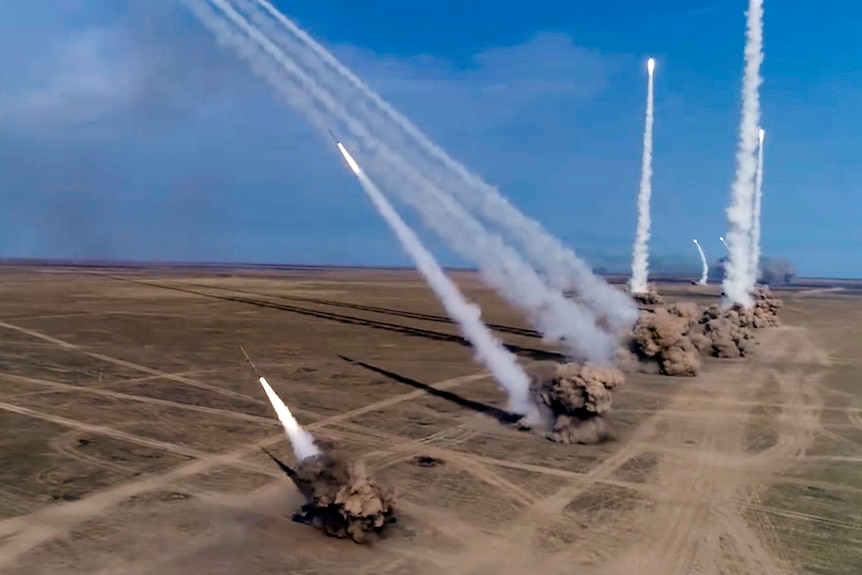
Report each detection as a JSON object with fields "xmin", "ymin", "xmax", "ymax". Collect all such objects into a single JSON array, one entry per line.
[
  {"xmin": 241, "ymin": 347, "xmax": 320, "ymax": 461},
  {"xmin": 692, "ymin": 239, "xmax": 708, "ymax": 285},
  {"xmin": 336, "ymin": 142, "xmax": 361, "ymax": 175},
  {"xmin": 333, "ymin": 139, "xmax": 537, "ymax": 417},
  {"xmin": 630, "ymin": 57, "xmax": 657, "ymax": 294}
]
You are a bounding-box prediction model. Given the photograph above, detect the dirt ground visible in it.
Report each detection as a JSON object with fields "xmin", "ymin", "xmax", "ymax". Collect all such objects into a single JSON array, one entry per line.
[{"xmin": 0, "ymin": 266, "xmax": 860, "ymax": 574}]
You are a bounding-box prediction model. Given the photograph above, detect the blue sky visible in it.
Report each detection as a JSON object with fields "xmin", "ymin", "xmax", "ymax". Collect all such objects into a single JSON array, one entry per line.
[{"xmin": 0, "ymin": 0, "xmax": 858, "ymax": 277}]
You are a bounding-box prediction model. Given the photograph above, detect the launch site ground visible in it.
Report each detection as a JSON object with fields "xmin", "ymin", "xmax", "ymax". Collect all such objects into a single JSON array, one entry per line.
[{"xmin": 0, "ymin": 266, "xmax": 860, "ymax": 574}]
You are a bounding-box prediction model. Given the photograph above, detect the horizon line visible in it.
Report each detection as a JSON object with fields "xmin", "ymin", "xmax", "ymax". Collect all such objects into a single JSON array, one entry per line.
[{"xmin": 0, "ymin": 257, "xmax": 858, "ymax": 283}]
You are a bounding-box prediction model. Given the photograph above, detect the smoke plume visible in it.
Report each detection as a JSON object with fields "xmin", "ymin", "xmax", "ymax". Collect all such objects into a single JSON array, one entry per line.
[
  {"xmin": 750, "ymin": 128, "xmax": 765, "ymax": 288},
  {"xmin": 722, "ymin": 0, "xmax": 765, "ymax": 308},
  {"xmin": 693, "ymin": 239, "xmax": 708, "ymax": 285},
  {"xmin": 185, "ymin": 0, "xmax": 617, "ymax": 363},
  {"xmin": 759, "ymin": 257, "xmax": 795, "ymax": 285},
  {"xmin": 712, "ymin": 256, "xmax": 795, "ymax": 286},
  {"xmin": 629, "ymin": 58, "xmax": 656, "ymax": 294},
  {"xmin": 336, "ymin": 142, "xmax": 537, "ymax": 416},
  {"xmin": 519, "ymin": 363, "xmax": 624, "ymax": 444},
  {"xmin": 263, "ymin": 449, "xmax": 396, "ymax": 543},
  {"xmin": 625, "ymin": 303, "xmax": 702, "ymax": 376}
]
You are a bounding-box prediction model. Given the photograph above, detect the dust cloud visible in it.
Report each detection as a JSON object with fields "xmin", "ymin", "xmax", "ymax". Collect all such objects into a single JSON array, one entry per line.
[
  {"xmin": 519, "ymin": 363, "xmax": 625, "ymax": 444},
  {"xmin": 748, "ymin": 285, "xmax": 783, "ymax": 326},
  {"xmin": 630, "ymin": 284, "xmax": 665, "ymax": 308},
  {"xmin": 689, "ymin": 286, "xmax": 779, "ymax": 357},
  {"xmin": 622, "ymin": 286, "xmax": 782, "ymax": 370},
  {"xmin": 262, "ymin": 448, "xmax": 396, "ymax": 543},
  {"xmin": 626, "ymin": 302, "xmax": 702, "ymax": 376}
]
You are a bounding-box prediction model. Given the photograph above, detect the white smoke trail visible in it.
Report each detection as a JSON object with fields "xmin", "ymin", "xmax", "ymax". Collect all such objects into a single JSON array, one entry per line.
[
  {"xmin": 629, "ymin": 58, "xmax": 656, "ymax": 294},
  {"xmin": 750, "ymin": 127, "xmax": 765, "ymax": 287},
  {"xmin": 258, "ymin": 375, "xmax": 319, "ymax": 461},
  {"xmin": 335, "ymin": 142, "xmax": 536, "ymax": 415},
  {"xmin": 187, "ymin": 0, "xmax": 616, "ymax": 362},
  {"xmin": 219, "ymin": 0, "xmax": 638, "ymax": 335},
  {"xmin": 719, "ymin": 236, "xmax": 729, "ymax": 251},
  {"xmin": 693, "ymin": 239, "xmax": 708, "ymax": 285},
  {"xmin": 722, "ymin": 0, "xmax": 764, "ymax": 308}
]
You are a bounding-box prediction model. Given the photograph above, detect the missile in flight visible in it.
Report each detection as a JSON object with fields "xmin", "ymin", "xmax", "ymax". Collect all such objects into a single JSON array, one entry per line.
[
  {"xmin": 239, "ymin": 346, "xmax": 263, "ymax": 380},
  {"xmin": 328, "ymin": 130, "xmax": 361, "ymax": 175}
]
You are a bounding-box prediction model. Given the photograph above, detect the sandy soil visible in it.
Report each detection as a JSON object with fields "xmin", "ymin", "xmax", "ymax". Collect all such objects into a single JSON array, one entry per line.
[{"xmin": 0, "ymin": 267, "xmax": 860, "ymax": 574}]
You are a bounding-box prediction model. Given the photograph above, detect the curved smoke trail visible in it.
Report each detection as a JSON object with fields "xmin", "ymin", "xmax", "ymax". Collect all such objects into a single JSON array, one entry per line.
[
  {"xmin": 693, "ymin": 239, "xmax": 708, "ymax": 285},
  {"xmin": 722, "ymin": 0, "xmax": 764, "ymax": 308},
  {"xmin": 630, "ymin": 58, "xmax": 656, "ymax": 294}
]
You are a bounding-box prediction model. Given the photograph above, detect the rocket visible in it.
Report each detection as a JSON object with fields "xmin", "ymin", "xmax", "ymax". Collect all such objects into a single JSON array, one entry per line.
[
  {"xmin": 327, "ymin": 130, "xmax": 362, "ymax": 175},
  {"xmin": 239, "ymin": 346, "xmax": 263, "ymax": 380}
]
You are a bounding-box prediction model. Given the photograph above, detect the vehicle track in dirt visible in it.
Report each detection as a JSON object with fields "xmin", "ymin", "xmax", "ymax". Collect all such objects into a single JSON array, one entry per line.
[
  {"xmin": 3, "ymin": 363, "xmax": 854, "ymax": 557},
  {"xmin": 0, "ymin": 363, "xmax": 493, "ymax": 569},
  {"xmin": 47, "ymin": 431, "xmax": 133, "ymax": 477},
  {"xmin": 8, "ymin": 369, "xmax": 857, "ymax": 497},
  {"xmin": 0, "ymin": 321, "xmax": 260, "ymax": 404},
  {"xmin": 591, "ymin": 326, "xmax": 826, "ymax": 575},
  {"xmin": 0, "ymin": 368, "xmax": 543, "ymax": 527}
]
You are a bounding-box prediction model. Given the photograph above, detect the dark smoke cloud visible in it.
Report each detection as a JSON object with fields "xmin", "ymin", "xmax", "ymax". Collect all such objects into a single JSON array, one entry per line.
[
  {"xmin": 520, "ymin": 363, "xmax": 624, "ymax": 444},
  {"xmin": 759, "ymin": 257, "xmax": 796, "ymax": 285},
  {"xmin": 709, "ymin": 256, "xmax": 797, "ymax": 285},
  {"xmin": 263, "ymin": 449, "xmax": 396, "ymax": 543}
]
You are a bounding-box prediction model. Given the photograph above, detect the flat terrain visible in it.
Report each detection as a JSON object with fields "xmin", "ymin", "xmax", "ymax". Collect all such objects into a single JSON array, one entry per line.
[{"xmin": 0, "ymin": 267, "xmax": 859, "ymax": 574}]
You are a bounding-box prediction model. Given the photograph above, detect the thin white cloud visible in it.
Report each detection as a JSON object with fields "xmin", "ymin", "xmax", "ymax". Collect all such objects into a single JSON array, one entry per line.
[
  {"xmin": 4, "ymin": 27, "xmax": 142, "ymax": 126},
  {"xmin": 333, "ymin": 32, "xmax": 618, "ymax": 132},
  {"xmin": 0, "ymin": 3, "xmax": 622, "ymax": 263},
  {"xmin": 2, "ymin": 14, "xmax": 618, "ymax": 132}
]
